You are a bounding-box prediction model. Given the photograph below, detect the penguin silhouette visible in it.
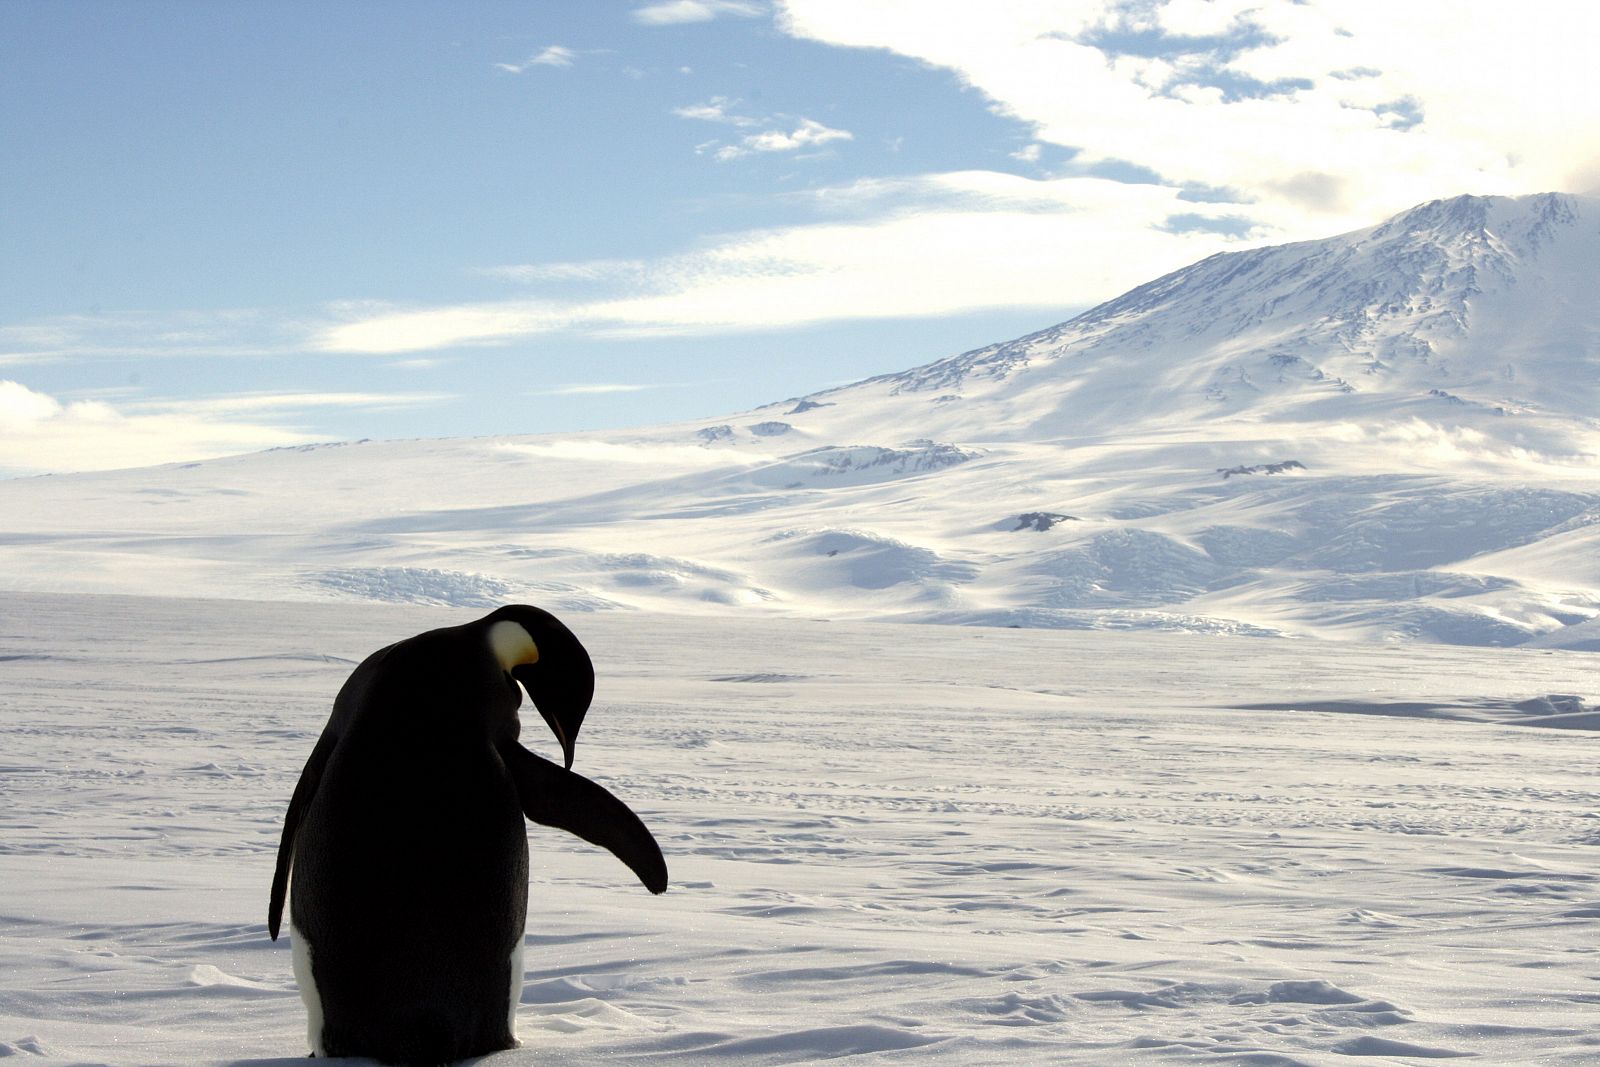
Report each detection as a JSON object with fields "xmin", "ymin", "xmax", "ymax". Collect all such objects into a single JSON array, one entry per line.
[{"xmin": 268, "ymin": 605, "xmax": 666, "ymax": 1064}]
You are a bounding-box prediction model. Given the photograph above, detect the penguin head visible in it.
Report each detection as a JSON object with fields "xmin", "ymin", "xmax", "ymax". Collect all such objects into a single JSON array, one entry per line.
[{"xmin": 484, "ymin": 604, "xmax": 593, "ymax": 770}]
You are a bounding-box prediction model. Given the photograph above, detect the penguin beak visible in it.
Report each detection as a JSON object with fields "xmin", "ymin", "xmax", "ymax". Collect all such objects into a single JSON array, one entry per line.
[
  {"xmin": 511, "ymin": 661, "xmax": 586, "ymax": 770},
  {"xmin": 546, "ymin": 710, "xmax": 575, "ymax": 771}
]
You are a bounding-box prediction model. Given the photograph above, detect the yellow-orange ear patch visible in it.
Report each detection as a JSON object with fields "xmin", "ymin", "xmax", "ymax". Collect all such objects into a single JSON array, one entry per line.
[{"xmin": 488, "ymin": 620, "xmax": 539, "ymax": 671}]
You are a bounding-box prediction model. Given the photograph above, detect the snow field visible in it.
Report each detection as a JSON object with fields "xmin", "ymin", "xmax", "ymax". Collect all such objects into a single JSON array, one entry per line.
[
  {"xmin": 2, "ymin": 593, "xmax": 1596, "ymax": 1064},
  {"xmin": 3, "ymin": 198, "xmax": 1600, "ymax": 645}
]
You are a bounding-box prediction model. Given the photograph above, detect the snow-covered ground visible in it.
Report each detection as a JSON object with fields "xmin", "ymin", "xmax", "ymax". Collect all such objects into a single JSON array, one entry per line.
[
  {"xmin": 3, "ymin": 592, "xmax": 1596, "ymax": 1065},
  {"xmin": 2, "ymin": 193, "xmax": 1596, "ymax": 648}
]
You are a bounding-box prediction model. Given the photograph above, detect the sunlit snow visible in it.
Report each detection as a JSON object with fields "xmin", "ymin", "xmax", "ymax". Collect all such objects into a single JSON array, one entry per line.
[
  {"xmin": 1, "ymin": 192, "xmax": 1598, "ymax": 1065},
  {"xmin": 1, "ymin": 594, "xmax": 1595, "ymax": 1064},
  {"xmin": 1, "ymin": 194, "xmax": 1595, "ymax": 647}
]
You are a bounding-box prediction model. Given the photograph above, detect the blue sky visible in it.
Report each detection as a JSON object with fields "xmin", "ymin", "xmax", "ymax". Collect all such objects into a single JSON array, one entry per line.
[{"xmin": 4, "ymin": 0, "xmax": 1597, "ymax": 475}]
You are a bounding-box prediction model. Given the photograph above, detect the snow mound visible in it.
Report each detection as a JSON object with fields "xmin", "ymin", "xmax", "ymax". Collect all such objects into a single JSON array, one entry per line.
[
  {"xmin": 1029, "ymin": 530, "xmax": 1230, "ymax": 608},
  {"xmin": 749, "ymin": 442, "xmax": 977, "ymax": 488},
  {"xmin": 1324, "ymin": 603, "xmax": 1539, "ymax": 646},
  {"xmin": 1296, "ymin": 571, "xmax": 1518, "ymax": 602},
  {"xmin": 697, "ymin": 424, "xmax": 734, "ymax": 444},
  {"xmin": 599, "ymin": 552, "xmax": 745, "ymax": 588},
  {"xmin": 1301, "ymin": 486, "xmax": 1596, "ymax": 573},
  {"xmin": 306, "ymin": 567, "xmax": 618, "ymax": 612},
  {"xmin": 1194, "ymin": 525, "xmax": 1303, "ymax": 568},
  {"xmin": 917, "ymin": 606, "xmax": 1286, "ymax": 636},
  {"xmin": 1523, "ymin": 617, "xmax": 1600, "ymax": 651},
  {"xmin": 771, "ymin": 528, "xmax": 979, "ymax": 592},
  {"xmin": 0, "ymin": 1037, "xmax": 50, "ymax": 1057},
  {"xmin": 308, "ymin": 567, "xmax": 518, "ymax": 607},
  {"xmin": 748, "ymin": 421, "xmax": 793, "ymax": 437},
  {"xmin": 593, "ymin": 552, "xmax": 777, "ymax": 606}
]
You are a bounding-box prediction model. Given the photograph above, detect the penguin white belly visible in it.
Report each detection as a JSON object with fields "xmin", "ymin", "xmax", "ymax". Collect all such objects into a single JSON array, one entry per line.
[
  {"xmin": 506, "ymin": 935, "xmax": 525, "ymax": 1044},
  {"xmin": 289, "ymin": 916, "xmax": 326, "ymax": 1057}
]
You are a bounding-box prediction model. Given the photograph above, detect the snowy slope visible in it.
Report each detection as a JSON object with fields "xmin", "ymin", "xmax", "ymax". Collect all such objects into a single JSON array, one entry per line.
[
  {"xmin": 2, "ymin": 594, "xmax": 1598, "ymax": 1065},
  {"xmin": 2, "ymin": 193, "xmax": 1597, "ymax": 646}
]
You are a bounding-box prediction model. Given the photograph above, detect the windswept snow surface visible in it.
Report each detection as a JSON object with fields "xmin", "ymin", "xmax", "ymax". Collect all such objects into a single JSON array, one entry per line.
[
  {"xmin": 1, "ymin": 193, "xmax": 1598, "ymax": 646},
  {"xmin": 2, "ymin": 593, "xmax": 1598, "ymax": 1065}
]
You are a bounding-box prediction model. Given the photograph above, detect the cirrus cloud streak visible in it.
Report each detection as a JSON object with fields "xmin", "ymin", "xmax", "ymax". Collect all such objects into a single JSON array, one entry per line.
[{"xmin": 315, "ymin": 173, "xmax": 1252, "ymax": 354}]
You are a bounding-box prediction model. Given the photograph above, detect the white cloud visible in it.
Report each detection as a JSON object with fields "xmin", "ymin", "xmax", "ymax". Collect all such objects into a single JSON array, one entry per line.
[
  {"xmin": 0, "ymin": 379, "xmax": 60, "ymax": 423},
  {"xmin": 673, "ymin": 96, "xmax": 759, "ymax": 127},
  {"xmin": 774, "ymin": 0, "xmax": 1600, "ymax": 230},
  {"xmin": 633, "ymin": 1, "xmax": 764, "ymax": 26},
  {"xmin": 315, "ymin": 173, "xmax": 1248, "ymax": 353},
  {"xmin": 0, "ymin": 381, "xmax": 315, "ymax": 474},
  {"xmin": 714, "ymin": 118, "xmax": 853, "ymax": 160},
  {"xmin": 0, "ymin": 309, "xmax": 313, "ymax": 365},
  {"xmin": 477, "ymin": 258, "xmax": 647, "ymax": 284},
  {"xmin": 125, "ymin": 391, "xmax": 451, "ymax": 417},
  {"xmin": 528, "ymin": 383, "xmax": 665, "ymax": 396},
  {"xmin": 33, "ymin": 0, "xmax": 1596, "ymax": 377},
  {"xmin": 531, "ymin": 45, "xmax": 576, "ymax": 67},
  {"xmin": 674, "ymin": 97, "xmax": 853, "ymax": 160},
  {"xmin": 0, "ymin": 382, "xmax": 450, "ymax": 475},
  {"xmin": 318, "ymin": 301, "xmax": 575, "ymax": 354},
  {"xmin": 494, "ymin": 45, "xmax": 575, "ymax": 74}
]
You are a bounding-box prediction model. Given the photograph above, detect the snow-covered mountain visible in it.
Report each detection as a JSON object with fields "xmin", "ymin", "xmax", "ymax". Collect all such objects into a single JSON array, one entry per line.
[{"xmin": 4, "ymin": 192, "xmax": 1598, "ymax": 646}]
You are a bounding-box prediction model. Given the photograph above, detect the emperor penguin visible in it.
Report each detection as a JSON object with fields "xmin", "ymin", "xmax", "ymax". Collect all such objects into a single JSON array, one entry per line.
[{"xmin": 268, "ymin": 605, "xmax": 667, "ymax": 1065}]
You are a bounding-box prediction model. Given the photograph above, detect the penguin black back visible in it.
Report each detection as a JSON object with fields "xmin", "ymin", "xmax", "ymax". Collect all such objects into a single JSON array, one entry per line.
[{"xmin": 269, "ymin": 606, "xmax": 666, "ymax": 1065}]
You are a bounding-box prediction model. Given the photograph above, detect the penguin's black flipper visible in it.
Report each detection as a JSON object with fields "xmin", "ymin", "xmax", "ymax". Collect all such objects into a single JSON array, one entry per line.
[
  {"xmin": 498, "ymin": 740, "xmax": 668, "ymax": 895},
  {"xmin": 268, "ymin": 732, "xmax": 337, "ymax": 940}
]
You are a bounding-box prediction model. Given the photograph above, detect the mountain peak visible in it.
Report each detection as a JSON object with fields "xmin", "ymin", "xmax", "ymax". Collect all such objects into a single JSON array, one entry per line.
[
  {"xmin": 844, "ymin": 191, "xmax": 1595, "ymax": 434},
  {"xmin": 1372, "ymin": 190, "xmax": 1582, "ymax": 251}
]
